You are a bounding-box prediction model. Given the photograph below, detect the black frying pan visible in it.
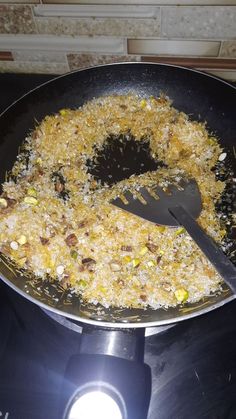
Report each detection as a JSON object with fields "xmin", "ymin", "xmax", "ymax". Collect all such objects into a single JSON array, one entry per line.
[
  {"xmin": 0, "ymin": 62, "xmax": 235, "ymax": 328},
  {"xmin": 0, "ymin": 63, "xmax": 236, "ymax": 419}
]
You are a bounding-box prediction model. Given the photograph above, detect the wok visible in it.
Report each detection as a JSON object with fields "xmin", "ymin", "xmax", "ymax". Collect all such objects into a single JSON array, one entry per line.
[{"xmin": 0, "ymin": 62, "xmax": 235, "ymax": 328}]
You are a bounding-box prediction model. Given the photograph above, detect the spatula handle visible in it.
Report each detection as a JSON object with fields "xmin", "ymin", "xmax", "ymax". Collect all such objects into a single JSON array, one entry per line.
[{"xmin": 169, "ymin": 205, "xmax": 236, "ymax": 295}]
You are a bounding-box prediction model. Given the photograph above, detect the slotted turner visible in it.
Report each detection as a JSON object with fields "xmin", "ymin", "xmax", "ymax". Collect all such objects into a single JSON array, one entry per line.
[{"xmin": 112, "ymin": 179, "xmax": 236, "ymax": 294}]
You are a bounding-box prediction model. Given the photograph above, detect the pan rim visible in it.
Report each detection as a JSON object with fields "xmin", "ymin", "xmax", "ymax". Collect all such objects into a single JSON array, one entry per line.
[
  {"xmin": 1, "ymin": 271, "xmax": 235, "ymax": 328},
  {"xmin": 0, "ymin": 62, "xmax": 235, "ymax": 328},
  {"xmin": 0, "ymin": 61, "xmax": 235, "ymax": 120}
]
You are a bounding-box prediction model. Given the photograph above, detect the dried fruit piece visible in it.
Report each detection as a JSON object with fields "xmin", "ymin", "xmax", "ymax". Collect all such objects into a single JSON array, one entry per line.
[
  {"xmin": 146, "ymin": 242, "xmax": 158, "ymax": 253},
  {"xmin": 65, "ymin": 233, "xmax": 78, "ymax": 247},
  {"xmin": 82, "ymin": 257, "xmax": 96, "ymax": 271},
  {"xmin": 55, "ymin": 181, "xmax": 65, "ymax": 193},
  {"xmin": 40, "ymin": 237, "xmax": 49, "ymax": 245},
  {"xmin": 121, "ymin": 245, "xmax": 133, "ymax": 252}
]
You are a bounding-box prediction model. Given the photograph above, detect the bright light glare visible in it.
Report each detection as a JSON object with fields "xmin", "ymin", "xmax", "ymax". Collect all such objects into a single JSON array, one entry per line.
[{"xmin": 68, "ymin": 390, "xmax": 123, "ymax": 419}]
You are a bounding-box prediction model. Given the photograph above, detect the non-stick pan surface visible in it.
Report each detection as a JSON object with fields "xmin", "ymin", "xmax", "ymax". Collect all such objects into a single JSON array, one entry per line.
[{"xmin": 0, "ymin": 63, "xmax": 235, "ymax": 327}]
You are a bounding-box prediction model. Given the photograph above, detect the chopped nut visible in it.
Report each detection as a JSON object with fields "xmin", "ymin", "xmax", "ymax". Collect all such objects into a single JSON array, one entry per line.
[
  {"xmin": 110, "ymin": 261, "xmax": 121, "ymax": 272},
  {"xmin": 147, "ymin": 260, "xmax": 156, "ymax": 267},
  {"xmin": 70, "ymin": 250, "xmax": 78, "ymax": 260},
  {"xmin": 161, "ymin": 281, "xmax": 171, "ymax": 292},
  {"xmin": 139, "ymin": 246, "xmax": 148, "ymax": 256},
  {"xmin": 156, "ymin": 256, "xmax": 162, "ymax": 264},
  {"xmin": 40, "ymin": 237, "xmax": 49, "ymax": 245},
  {"xmin": 121, "ymin": 245, "xmax": 133, "ymax": 252},
  {"xmin": 123, "ymin": 255, "xmax": 132, "ymax": 263},
  {"xmin": 55, "ymin": 181, "xmax": 64, "ymax": 193},
  {"xmin": 140, "ymin": 294, "xmax": 147, "ymax": 302},
  {"xmin": 17, "ymin": 235, "xmax": 27, "ymax": 245},
  {"xmin": 78, "ymin": 220, "xmax": 88, "ymax": 228},
  {"xmin": 117, "ymin": 279, "xmax": 125, "ymax": 287},
  {"xmin": 132, "ymin": 258, "xmax": 141, "ymax": 268},
  {"xmin": 175, "ymin": 227, "xmax": 186, "ymax": 236},
  {"xmin": 27, "ymin": 187, "xmax": 37, "ymax": 197},
  {"xmin": 24, "ymin": 196, "xmax": 38, "ymax": 206},
  {"xmin": 78, "ymin": 279, "xmax": 87, "ymax": 288},
  {"xmin": 146, "ymin": 242, "xmax": 158, "ymax": 253},
  {"xmin": 0, "ymin": 198, "xmax": 8, "ymax": 209},
  {"xmin": 56, "ymin": 265, "xmax": 65, "ymax": 275},
  {"xmin": 18, "ymin": 257, "xmax": 27, "ymax": 267},
  {"xmin": 174, "ymin": 288, "xmax": 189, "ymax": 302},
  {"xmin": 65, "ymin": 233, "xmax": 78, "ymax": 247},
  {"xmin": 10, "ymin": 241, "xmax": 19, "ymax": 250},
  {"xmin": 156, "ymin": 226, "xmax": 166, "ymax": 233},
  {"xmin": 82, "ymin": 257, "xmax": 96, "ymax": 271}
]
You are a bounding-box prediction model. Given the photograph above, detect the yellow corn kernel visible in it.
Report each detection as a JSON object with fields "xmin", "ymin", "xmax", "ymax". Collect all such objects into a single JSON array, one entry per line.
[
  {"xmin": 123, "ymin": 255, "xmax": 132, "ymax": 263},
  {"xmin": 139, "ymin": 246, "xmax": 148, "ymax": 256},
  {"xmin": 27, "ymin": 187, "xmax": 37, "ymax": 197},
  {"xmin": 24, "ymin": 196, "xmax": 38, "ymax": 206},
  {"xmin": 132, "ymin": 258, "xmax": 141, "ymax": 268},
  {"xmin": 17, "ymin": 235, "xmax": 27, "ymax": 245},
  {"xmin": 174, "ymin": 288, "xmax": 189, "ymax": 303}
]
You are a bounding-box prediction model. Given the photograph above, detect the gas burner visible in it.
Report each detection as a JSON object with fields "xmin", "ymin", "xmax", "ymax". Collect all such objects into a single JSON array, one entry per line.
[{"xmin": 41, "ymin": 308, "xmax": 175, "ymax": 336}]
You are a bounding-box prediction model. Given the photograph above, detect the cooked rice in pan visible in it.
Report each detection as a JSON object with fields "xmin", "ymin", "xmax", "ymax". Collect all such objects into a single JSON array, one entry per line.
[{"xmin": 0, "ymin": 94, "xmax": 228, "ymax": 308}]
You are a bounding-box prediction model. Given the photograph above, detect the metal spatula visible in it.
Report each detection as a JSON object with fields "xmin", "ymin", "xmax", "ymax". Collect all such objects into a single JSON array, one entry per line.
[{"xmin": 112, "ymin": 179, "xmax": 236, "ymax": 294}]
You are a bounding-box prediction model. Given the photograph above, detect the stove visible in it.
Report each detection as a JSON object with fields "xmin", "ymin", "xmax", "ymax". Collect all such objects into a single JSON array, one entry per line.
[{"xmin": 0, "ymin": 74, "xmax": 236, "ymax": 419}]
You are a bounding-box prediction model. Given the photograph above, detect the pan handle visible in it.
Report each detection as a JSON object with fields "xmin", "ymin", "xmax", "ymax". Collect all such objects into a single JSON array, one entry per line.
[{"xmin": 59, "ymin": 327, "xmax": 151, "ymax": 419}]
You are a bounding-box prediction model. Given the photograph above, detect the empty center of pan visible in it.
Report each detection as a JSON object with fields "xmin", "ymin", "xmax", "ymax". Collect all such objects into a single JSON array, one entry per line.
[{"xmin": 86, "ymin": 132, "xmax": 165, "ymax": 186}]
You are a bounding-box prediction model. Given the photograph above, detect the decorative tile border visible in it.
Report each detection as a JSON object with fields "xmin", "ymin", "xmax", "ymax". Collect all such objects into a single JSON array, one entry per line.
[
  {"xmin": 128, "ymin": 39, "xmax": 220, "ymax": 56},
  {"xmin": 0, "ymin": 50, "xmax": 13, "ymax": 60}
]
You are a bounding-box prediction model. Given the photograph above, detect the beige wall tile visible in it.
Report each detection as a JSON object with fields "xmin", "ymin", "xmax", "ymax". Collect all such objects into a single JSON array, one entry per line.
[
  {"xmin": 0, "ymin": 5, "xmax": 37, "ymax": 34},
  {"xmin": 12, "ymin": 50, "xmax": 66, "ymax": 63},
  {"xmin": 161, "ymin": 6, "xmax": 236, "ymax": 39},
  {"xmin": 35, "ymin": 16, "xmax": 161, "ymax": 37},
  {"xmin": 220, "ymin": 41, "xmax": 236, "ymax": 57},
  {"xmin": 128, "ymin": 39, "xmax": 220, "ymax": 56},
  {"xmin": 0, "ymin": 60, "xmax": 69, "ymax": 74},
  {"xmin": 0, "ymin": 34, "xmax": 125, "ymax": 54},
  {"xmin": 67, "ymin": 53, "xmax": 140, "ymax": 70}
]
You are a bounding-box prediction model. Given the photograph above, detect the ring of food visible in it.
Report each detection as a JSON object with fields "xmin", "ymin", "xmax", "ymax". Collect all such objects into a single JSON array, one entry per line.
[{"xmin": 0, "ymin": 94, "xmax": 228, "ymax": 309}]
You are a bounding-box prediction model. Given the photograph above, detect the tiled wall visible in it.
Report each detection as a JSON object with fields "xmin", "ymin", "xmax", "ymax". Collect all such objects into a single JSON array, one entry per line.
[{"xmin": 0, "ymin": 3, "xmax": 236, "ymax": 79}]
